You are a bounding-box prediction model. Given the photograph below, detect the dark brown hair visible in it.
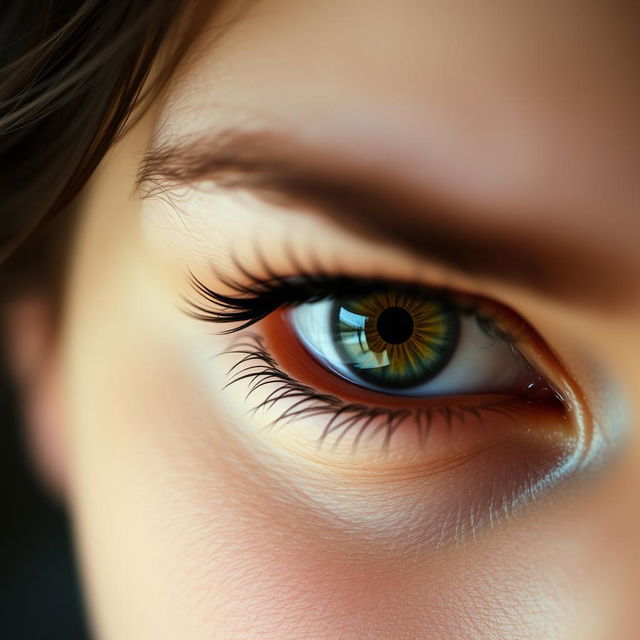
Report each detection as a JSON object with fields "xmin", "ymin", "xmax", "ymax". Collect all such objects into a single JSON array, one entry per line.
[{"xmin": 0, "ymin": 0, "xmax": 210, "ymax": 272}]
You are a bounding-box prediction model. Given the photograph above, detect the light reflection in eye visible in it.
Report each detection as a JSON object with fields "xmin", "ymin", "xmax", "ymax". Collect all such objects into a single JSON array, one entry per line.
[{"xmin": 289, "ymin": 290, "xmax": 548, "ymax": 399}]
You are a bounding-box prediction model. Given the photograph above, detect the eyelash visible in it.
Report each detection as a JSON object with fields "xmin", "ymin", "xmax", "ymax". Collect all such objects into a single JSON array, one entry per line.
[
  {"xmin": 185, "ymin": 262, "xmax": 563, "ymax": 451},
  {"xmin": 187, "ymin": 266, "xmax": 521, "ymax": 342},
  {"xmin": 223, "ymin": 332, "xmax": 527, "ymax": 451}
]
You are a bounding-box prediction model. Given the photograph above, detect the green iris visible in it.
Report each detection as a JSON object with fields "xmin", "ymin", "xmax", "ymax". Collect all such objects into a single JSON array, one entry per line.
[{"xmin": 332, "ymin": 290, "xmax": 459, "ymax": 389}]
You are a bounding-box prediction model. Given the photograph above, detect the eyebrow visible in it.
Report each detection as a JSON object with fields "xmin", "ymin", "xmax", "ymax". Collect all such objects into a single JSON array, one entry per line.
[{"xmin": 139, "ymin": 130, "xmax": 632, "ymax": 309}]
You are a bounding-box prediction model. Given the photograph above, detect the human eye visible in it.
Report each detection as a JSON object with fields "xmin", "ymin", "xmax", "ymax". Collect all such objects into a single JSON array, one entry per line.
[
  {"xmin": 186, "ymin": 262, "xmax": 591, "ymax": 543},
  {"xmin": 288, "ymin": 286, "xmax": 539, "ymax": 398}
]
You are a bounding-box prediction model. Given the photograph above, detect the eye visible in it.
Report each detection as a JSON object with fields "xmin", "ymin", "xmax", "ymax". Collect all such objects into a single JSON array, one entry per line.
[
  {"xmin": 289, "ymin": 289, "xmax": 541, "ymax": 398},
  {"xmin": 187, "ymin": 268, "xmax": 592, "ymax": 542},
  {"xmin": 189, "ymin": 270, "xmax": 575, "ymax": 429}
]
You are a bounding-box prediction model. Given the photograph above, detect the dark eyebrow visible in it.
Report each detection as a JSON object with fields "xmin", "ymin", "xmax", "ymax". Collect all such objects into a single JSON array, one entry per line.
[{"xmin": 139, "ymin": 130, "xmax": 633, "ymax": 309}]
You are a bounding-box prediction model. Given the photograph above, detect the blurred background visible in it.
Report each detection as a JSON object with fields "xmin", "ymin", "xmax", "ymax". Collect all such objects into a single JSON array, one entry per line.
[{"xmin": 0, "ymin": 361, "xmax": 88, "ymax": 639}]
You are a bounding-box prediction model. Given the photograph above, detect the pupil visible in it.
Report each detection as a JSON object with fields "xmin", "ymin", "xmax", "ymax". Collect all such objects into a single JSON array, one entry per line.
[{"xmin": 376, "ymin": 306, "xmax": 414, "ymax": 345}]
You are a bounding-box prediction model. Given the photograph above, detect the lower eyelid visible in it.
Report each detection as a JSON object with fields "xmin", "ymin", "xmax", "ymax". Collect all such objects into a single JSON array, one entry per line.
[
  {"xmin": 238, "ymin": 312, "xmax": 575, "ymax": 451},
  {"xmin": 270, "ymin": 402, "xmax": 574, "ymax": 474},
  {"xmin": 220, "ymin": 338, "xmax": 574, "ymax": 492},
  {"xmin": 214, "ymin": 314, "xmax": 591, "ymax": 544},
  {"xmin": 218, "ymin": 333, "xmax": 580, "ymax": 544}
]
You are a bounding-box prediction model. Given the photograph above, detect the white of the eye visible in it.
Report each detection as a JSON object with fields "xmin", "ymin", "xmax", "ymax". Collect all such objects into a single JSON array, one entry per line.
[{"xmin": 289, "ymin": 299, "xmax": 529, "ymax": 396}]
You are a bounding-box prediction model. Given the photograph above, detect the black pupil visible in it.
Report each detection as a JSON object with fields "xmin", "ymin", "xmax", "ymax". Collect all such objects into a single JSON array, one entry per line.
[{"xmin": 376, "ymin": 306, "xmax": 414, "ymax": 345}]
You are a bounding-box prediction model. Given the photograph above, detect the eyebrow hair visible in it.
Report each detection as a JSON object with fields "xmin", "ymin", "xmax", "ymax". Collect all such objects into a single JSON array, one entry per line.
[{"xmin": 139, "ymin": 130, "xmax": 632, "ymax": 309}]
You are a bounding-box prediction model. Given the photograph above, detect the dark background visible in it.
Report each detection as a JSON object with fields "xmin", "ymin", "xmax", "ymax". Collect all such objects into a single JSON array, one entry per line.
[{"xmin": 0, "ymin": 367, "xmax": 89, "ymax": 639}]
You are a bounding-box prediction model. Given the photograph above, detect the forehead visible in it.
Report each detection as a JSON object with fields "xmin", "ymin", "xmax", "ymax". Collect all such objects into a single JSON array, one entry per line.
[{"xmin": 159, "ymin": 0, "xmax": 639, "ymax": 245}]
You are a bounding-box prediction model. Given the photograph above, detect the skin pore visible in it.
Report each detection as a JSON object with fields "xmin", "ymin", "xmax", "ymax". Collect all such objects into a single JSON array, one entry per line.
[{"xmin": 21, "ymin": 0, "xmax": 640, "ymax": 638}]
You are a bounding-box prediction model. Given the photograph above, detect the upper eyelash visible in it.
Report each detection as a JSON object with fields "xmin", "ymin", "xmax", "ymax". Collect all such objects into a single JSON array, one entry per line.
[
  {"xmin": 187, "ymin": 270, "xmax": 383, "ymax": 332},
  {"xmin": 185, "ymin": 268, "xmax": 521, "ymax": 345}
]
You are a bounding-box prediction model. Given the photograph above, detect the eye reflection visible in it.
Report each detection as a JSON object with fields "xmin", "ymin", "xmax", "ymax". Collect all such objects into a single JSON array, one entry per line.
[
  {"xmin": 289, "ymin": 287, "xmax": 551, "ymax": 400},
  {"xmin": 331, "ymin": 290, "xmax": 460, "ymax": 389}
]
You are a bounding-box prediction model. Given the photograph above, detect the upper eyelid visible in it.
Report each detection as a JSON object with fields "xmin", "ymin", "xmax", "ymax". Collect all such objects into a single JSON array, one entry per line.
[
  {"xmin": 184, "ymin": 268, "xmax": 529, "ymax": 350},
  {"xmin": 140, "ymin": 129, "xmax": 633, "ymax": 312},
  {"xmin": 185, "ymin": 269, "xmax": 452, "ymax": 326}
]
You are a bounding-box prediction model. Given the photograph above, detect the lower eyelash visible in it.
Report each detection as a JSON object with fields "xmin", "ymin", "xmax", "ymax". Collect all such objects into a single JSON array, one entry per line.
[{"xmin": 222, "ymin": 333, "xmax": 524, "ymax": 454}]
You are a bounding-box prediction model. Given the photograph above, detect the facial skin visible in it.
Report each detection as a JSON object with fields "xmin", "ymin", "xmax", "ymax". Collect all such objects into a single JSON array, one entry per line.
[{"xmin": 16, "ymin": 1, "xmax": 640, "ymax": 638}]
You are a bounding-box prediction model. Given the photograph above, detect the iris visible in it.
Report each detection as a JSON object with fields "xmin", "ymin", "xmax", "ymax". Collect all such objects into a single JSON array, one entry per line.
[{"xmin": 333, "ymin": 291, "xmax": 459, "ymax": 389}]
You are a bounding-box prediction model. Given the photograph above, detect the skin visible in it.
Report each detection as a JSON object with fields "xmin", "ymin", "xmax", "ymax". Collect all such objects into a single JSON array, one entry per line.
[{"xmin": 11, "ymin": 1, "xmax": 640, "ymax": 638}]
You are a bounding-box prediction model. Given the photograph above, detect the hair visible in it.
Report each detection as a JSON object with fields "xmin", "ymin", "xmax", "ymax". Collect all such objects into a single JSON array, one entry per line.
[{"xmin": 0, "ymin": 0, "xmax": 213, "ymax": 282}]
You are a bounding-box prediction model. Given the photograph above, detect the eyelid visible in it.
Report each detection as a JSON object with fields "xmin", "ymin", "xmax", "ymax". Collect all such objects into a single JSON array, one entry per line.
[
  {"xmin": 216, "ymin": 332, "xmax": 586, "ymax": 546},
  {"xmin": 262, "ymin": 308, "xmax": 563, "ymax": 411},
  {"xmin": 218, "ymin": 333, "xmax": 587, "ymax": 529},
  {"xmin": 187, "ymin": 269, "xmax": 519, "ymax": 339},
  {"xmin": 187, "ymin": 265, "xmax": 581, "ymax": 402},
  {"xmin": 187, "ymin": 263, "xmax": 592, "ymax": 449}
]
